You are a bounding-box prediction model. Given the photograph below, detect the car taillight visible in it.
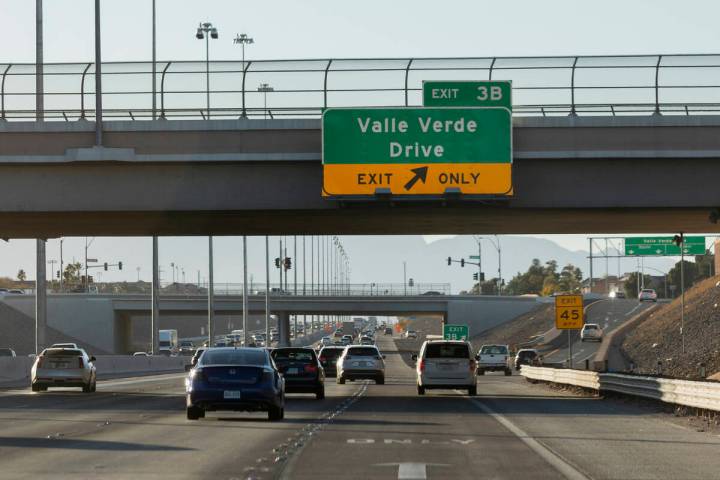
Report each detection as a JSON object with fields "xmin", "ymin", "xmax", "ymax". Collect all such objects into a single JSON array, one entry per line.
[
  {"xmin": 419, "ymin": 360, "xmax": 425, "ymax": 373},
  {"xmin": 191, "ymin": 368, "xmax": 207, "ymax": 382},
  {"xmin": 304, "ymin": 364, "xmax": 318, "ymax": 374},
  {"xmin": 78, "ymin": 357, "xmax": 84, "ymax": 368}
]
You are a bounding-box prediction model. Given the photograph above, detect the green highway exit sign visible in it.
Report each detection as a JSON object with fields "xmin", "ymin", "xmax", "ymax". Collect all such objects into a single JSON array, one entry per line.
[
  {"xmin": 624, "ymin": 236, "xmax": 706, "ymax": 256},
  {"xmin": 423, "ymin": 81, "xmax": 512, "ymax": 110},
  {"xmin": 443, "ymin": 324, "xmax": 469, "ymax": 341}
]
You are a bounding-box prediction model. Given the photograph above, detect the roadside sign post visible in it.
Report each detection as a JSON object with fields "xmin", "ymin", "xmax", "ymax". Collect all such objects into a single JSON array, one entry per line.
[
  {"xmin": 443, "ymin": 324, "xmax": 469, "ymax": 341},
  {"xmin": 554, "ymin": 294, "xmax": 584, "ymax": 369}
]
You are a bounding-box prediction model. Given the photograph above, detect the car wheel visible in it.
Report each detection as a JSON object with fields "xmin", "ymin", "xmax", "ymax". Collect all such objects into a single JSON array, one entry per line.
[
  {"xmin": 376, "ymin": 376, "xmax": 385, "ymax": 385},
  {"xmin": 316, "ymin": 387, "xmax": 325, "ymax": 400},
  {"xmin": 268, "ymin": 405, "xmax": 283, "ymax": 421},
  {"xmin": 417, "ymin": 385, "xmax": 425, "ymax": 395},
  {"xmin": 477, "ymin": 369, "xmax": 485, "ymax": 376},
  {"xmin": 82, "ymin": 382, "xmax": 93, "ymax": 393},
  {"xmin": 186, "ymin": 406, "xmax": 201, "ymax": 420},
  {"xmin": 504, "ymin": 369, "xmax": 512, "ymax": 376},
  {"xmin": 31, "ymin": 383, "xmax": 41, "ymax": 392},
  {"xmin": 90, "ymin": 379, "xmax": 97, "ymax": 392},
  {"xmin": 468, "ymin": 386, "xmax": 477, "ymax": 396},
  {"xmin": 337, "ymin": 376, "xmax": 346, "ymax": 385}
]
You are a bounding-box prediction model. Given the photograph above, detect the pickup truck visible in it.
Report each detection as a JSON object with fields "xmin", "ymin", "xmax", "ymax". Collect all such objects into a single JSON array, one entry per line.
[{"xmin": 476, "ymin": 344, "xmax": 512, "ymax": 376}]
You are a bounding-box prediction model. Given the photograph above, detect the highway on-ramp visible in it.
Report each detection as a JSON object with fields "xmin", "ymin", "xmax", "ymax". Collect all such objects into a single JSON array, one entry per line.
[
  {"xmin": 0, "ymin": 334, "xmax": 719, "ymax": 479},
  {"xmin": 542, "ymin": 299, "xmax": 653, "ymax": 366}
]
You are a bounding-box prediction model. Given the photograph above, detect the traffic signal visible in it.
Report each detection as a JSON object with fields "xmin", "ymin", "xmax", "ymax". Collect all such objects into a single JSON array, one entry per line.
[
  {"xmin": 673, "ymin": 234, "xmax": 684, "ymax": 246},
  {"xmin": 473, "ymin": 273, "xmax": 478, "ymax": 281},
  {"xmin": 481, "ymin": 272, "xmax": 485, "ymax": 281},
  {"xmin": 118, "ymin": 261, "xmax": 123, "ymax": 270},
  {"xmin": 460, "ymin": 258, "xmax": 465, "ymax": 267},
  {"xmin": 408, "ymin": 278, "xmax": 414, "ymax": 287},
  {"xmin": 56, "ymin": 270, "xmax": 60, "ymax": 279},
  {"xmin": 274, "ymin": 257, "xmax": 281, "ymax": 268},
  {"xmin": 284, "ymin": 257, "xmax": 292, "ymax": 270},
  {"xmin": 103, "ymin": 262, "xmax": 108, "ymax": 271},
  {"xmin": 447, "ymin": 257, "xmax": 451, "ymax": 266}
]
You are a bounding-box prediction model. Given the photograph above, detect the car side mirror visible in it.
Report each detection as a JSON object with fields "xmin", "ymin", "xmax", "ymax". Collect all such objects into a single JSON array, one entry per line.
[
  {"xmin": 475, "ymin": 354, "xmax": 480, "ymax": 360},
  {"xmin": 382, "ymin": 354, "xmax": 386, "ymax": 359},
  {"xmin": 411, "ymin": 354, "xmax": 418, "ymax": 361},
  {"xmin": 90, "ymin": 356, "xmax": 96, "ymax": 362}
]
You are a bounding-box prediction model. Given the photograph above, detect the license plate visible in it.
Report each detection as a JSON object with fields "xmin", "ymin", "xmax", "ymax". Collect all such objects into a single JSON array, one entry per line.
[
  {"xmin": 439, "ymin": 364, "xmax": 454, "ymax": 370},
  {"xmin": 355, "ymin": 361, "xmax": 367, "ymax": 367},
  {"xmin": 223, "ymin": 391, "xmax": 242, "ymax": 399},
  {"xmin": 287, "ymin": 367, "xmax": 299, "ymax": 375}
]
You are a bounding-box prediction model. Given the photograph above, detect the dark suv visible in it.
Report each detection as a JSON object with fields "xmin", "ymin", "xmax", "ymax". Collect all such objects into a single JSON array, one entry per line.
[
  {"xmin": 271, "ymin": 347, "xmax": 325, "ymax": 400},
  {"xmin": 318, "ymin": 346, "xmax": 345, "ymax": 377},
  {"xmin": 384, "ymin": 327, "xmax": 393, "ymax": 335}
]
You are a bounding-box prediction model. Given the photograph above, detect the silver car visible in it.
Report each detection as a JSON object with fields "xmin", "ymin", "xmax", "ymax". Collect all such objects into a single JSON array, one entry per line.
[
  {"xmin": 31, "ymin": 347, "xmax": 97, "ymax": 392},
  {"xmin": 337, "ymin": 345, "xmax": 385, "ymax": 384}
]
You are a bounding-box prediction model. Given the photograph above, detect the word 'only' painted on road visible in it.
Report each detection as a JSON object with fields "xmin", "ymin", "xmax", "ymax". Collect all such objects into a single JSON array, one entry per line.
[{"xmin": 322, "ymin": 107, "xmax": 512, "ymax": 196}]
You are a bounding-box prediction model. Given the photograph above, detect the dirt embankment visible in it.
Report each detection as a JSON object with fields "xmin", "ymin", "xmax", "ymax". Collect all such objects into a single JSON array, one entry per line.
[
  {"xmin": 621, "ymin": 276, "xmax": 720, "ymax": 379},
  {"xmin": 468, "ymin": 303, "xmax": 555, "ymax": 352}
]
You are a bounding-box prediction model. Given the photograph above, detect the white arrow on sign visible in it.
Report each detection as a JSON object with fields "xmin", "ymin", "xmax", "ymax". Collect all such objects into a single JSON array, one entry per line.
[
  {"xmin": 655, "ymin": 249, "xmax": 663, "ymax": 254},
  {"xmin": 375, "ymin": 463, "xmax": 450, "ymax": 479}
]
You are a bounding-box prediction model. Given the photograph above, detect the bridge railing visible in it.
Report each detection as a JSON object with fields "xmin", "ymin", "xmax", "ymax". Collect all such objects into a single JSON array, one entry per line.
[
  {"xmin": 35, "ymin": 282, "xmax": 452, "ymax": 297},
  {"xmin": 2, "ymin": 54, "xmax": 720, "ymax": 121}
]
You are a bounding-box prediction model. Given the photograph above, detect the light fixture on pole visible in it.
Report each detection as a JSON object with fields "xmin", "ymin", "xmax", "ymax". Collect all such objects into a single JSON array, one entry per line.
[
  {"xmin": 258, "ymin": 83, "xmax": 274, "ymax": 119},
  {"xmin": 233, "ymin": 33, "xmax": 254, "ymax": 70},
  {"xmin": 195, "ymin": 22, "xmax": 219, "ymax": 119}
]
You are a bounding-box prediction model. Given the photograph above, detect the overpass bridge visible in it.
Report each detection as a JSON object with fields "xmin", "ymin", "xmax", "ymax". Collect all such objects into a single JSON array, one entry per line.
[{"xmin": 1, "ymin": 54, "xmax": 720, "ymax": 236}]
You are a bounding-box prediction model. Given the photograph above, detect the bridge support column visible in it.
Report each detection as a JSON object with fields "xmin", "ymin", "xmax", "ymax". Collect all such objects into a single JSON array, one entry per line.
[
  {"xmin": 35, "ymin": 239, "xmax": 47, "ymax": 354},
  {"xmin": 278, "ymin": 312, "xmax": 291, "ymax": 347},
  {"xmin": 151, "ymin": 236, "xmax": 159, "ymax": 354}
]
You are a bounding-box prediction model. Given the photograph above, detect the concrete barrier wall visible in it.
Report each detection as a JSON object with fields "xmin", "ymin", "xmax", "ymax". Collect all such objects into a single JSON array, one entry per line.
[{"xmin": 0, "ymin": 355, "xmax": 188, "ymax": 388}]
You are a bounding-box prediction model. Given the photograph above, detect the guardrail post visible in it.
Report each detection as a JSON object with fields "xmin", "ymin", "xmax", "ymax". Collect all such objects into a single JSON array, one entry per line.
[
  {"xmin": 159, "ymin": 62, "xmax": 172, "ymax": 119},
  {"xmin": 323, "ymin": 59, "xmax": 333, "ymax": 110},
  {"xmin": 0, "ymin": 64, "xmax": 11, "ymax": 121},
  {"xmin": 404, "ymin": 58, "xmax": 414, "ymax": 106},
  {"xmin": 241, "ymin": 60, "xmax": 252, "ymax": 118},
  {"xmin": 569, "ymin": 56, "xmax": 578, "ymax": 117},
  {"xmin": 654, "ymin": 55, "xmax": 663, "ymax": 116},
  {"xmin": 79, "ymin": 63, "xmax": 91, "ymax": 120}
]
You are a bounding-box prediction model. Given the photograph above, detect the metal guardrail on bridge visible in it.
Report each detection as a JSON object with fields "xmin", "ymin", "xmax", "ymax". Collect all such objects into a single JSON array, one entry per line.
[
  {"xmin": 3, "ymin": 54, "xmax": 720, "ymax": 121},
  {"xmin": 522, "ymin": 366, "xmax": 720, "ymax": 412}
]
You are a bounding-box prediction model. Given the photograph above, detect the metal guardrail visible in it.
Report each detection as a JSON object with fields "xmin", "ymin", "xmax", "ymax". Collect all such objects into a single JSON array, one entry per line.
[
  {"xmin": 3, "ymin": 54, "xmax": 720, "ymax": 121},
  {"xmin": 29, "ymin": 282, "xmax": 452, "ymax": 296},
  {"xmin": 522, "ymin": 366, "xmax": 720, "ymax": 411}
]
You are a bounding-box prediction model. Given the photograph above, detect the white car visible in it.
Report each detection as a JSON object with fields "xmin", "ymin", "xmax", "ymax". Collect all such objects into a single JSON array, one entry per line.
[
  {"xmin": 337, "ymin": 345, "xmax": 385, "ymax": 384},
  {"xmin": 580, "ymin": 323, "xmax": 603, "ymax": 342},
  {"xmin": 638, "ymin": 289, "xmax": 658, "ymax": 302},
  {"xmin": 31, "ymin": 347, "xmax": 97, "ymax": 392},
  {"xmin": 403, "ymin": 330, "xmax": 418, "ymax": 339},
  {"xmin": 413, "ymin": 340, "xmax": 477, "ymax": 396}
]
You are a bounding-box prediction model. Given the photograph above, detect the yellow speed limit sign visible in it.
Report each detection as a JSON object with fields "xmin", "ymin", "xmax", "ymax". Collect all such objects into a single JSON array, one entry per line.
[{"xmin": 554, "ymin": 294, "xmax": 584, "ymax": 329}]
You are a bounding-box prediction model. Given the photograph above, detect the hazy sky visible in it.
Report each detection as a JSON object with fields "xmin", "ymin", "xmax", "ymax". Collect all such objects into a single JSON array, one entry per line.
[{"xmin": 1, "ymin": 0, "xmax": 718, "ymax": 283}]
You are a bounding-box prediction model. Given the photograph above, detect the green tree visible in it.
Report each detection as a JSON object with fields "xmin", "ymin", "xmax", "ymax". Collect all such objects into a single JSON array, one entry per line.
[
  {"xmin": 63, "ymin": 262, "xmax": 82, "ymax": 286},
  {"xmin": 558, "ymin": 264, "xmax": 583, "ymax": 293},
  {"xmin": 16, "ymin": 269, "xmax": 26, "ymax": 282},
  {"xmin": 667, "ymin": 260, "xmax": 700, "ymax": 293},
  {"xmin": 505, "ymin": 259, "xmax": 565, "ymax": 296}
]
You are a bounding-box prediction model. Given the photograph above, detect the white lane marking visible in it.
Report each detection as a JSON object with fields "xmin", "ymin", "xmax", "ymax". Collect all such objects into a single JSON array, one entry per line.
[
  {"xmin": 375, "ymin": 462, "xmax": 449, "ymax": 480},
  {"xmin": 625, "ymin": 303, "xmax": 643, "ymax": 317},
  {"xmin": 466, "ymin": 397, "xmax": 589, "ymax": 480}
]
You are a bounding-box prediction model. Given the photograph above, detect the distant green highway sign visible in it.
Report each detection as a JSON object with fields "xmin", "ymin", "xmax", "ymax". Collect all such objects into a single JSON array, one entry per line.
[
  {"xmin": 423, "ymin": 81, "xmax": 512, "ymax": 110},
  {"xmin": 624, "ymin": 236, "xmax": 706, "ymax": 256},
  {"xmin": 443, "ymin": 324, "xmax": 469, "ymax": 341}
]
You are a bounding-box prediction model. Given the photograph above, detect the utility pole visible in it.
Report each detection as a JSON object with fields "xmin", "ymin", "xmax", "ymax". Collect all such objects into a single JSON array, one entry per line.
[
  {"xmin": 265, "ymin": 236, "xmax": 270, "ymax": 343},
  {"xmin": 208, "ymin": 237, "xmax": 214, "ymax": 347},
  {"xmin": 403, "ymin": 261, "xmax": 407, "ymax": 296},
  {"xmin": 151, "ymin": 237, "xmax": 159, "ymax": 354},
  {"xmin": 242, "ymin": 236, "xmax": 249, "ymax": 347},
  {"xmin": 588, "ymin": 238, "xmax": 593, "ymax": 294}
]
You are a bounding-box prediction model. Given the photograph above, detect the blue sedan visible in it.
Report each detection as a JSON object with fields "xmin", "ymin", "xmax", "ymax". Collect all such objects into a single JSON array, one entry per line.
[{"xmin": 185, "ymin": 347, "xmax": 285, "ymax": 421}]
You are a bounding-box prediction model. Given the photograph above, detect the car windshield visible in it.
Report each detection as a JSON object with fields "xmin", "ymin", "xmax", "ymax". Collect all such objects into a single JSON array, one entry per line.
[
  {"xmin": 425, "ymin": 343, "xmax": 470, "ymax": 359},
  {"xmin": 584, "ymin": 325, "xmax": 598, "ymax": 330},
  {"xmin": 200, "ymin": 349, "xmax": 268, "ymax": 366},
  {"xmin": 346, "ymin": 347, "xmax": 379, "ymax": 357},
  {"xmin": 272, "ymin": 349, "xmax": 315, "ymax": 362},
  {"xmin": 480, "ymin": 345, "xmax": 508, "ymax": 355},
  {"xmin": 519, "ymin": 351, "xmax": 537, "ymax": 359},
  {"xmin": 642, "ymin": 289, "xmax": 654, "ymax": 293}
]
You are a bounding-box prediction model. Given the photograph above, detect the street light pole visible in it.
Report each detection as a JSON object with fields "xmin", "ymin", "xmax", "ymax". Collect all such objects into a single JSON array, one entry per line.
[
  {"xmin": 233, "ymin": 33, "xmax": 254, "ymax": 71},
  {"xmin": 151, "ymin": 0, "xmax": 156, "ymax": 119},
  {"xmin": 258, "ymin": 83, "xmax": 274, "ymax": 120},
  {"xmin": 196, "ymin": 22, "xmax": 218, "ymax": 119}
]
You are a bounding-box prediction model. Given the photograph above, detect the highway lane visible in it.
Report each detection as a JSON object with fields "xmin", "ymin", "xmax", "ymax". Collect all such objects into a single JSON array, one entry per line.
[
  {"xmin": 0, "ymin": 370, "xmax": 364, "ymax": 479},
  {"xmin": 543, "ymin": 299, "xmax": 653, "ymax": 366},
  {"xmin": 283, "ymin": 334, "xmax": 720, "ymax": 480}
]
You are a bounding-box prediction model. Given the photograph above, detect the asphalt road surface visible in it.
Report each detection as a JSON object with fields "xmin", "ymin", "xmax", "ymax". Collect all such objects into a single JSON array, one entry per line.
[
  {"xmin": 1, "ymin": 333, "xmax": 720, "ymax": 479},
  {"xmin": 542, "ymin": 299, "xmax": 653, "ymax": 366}
]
